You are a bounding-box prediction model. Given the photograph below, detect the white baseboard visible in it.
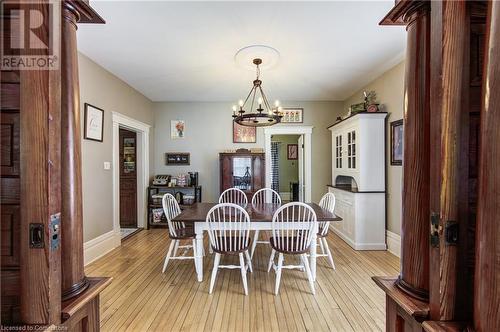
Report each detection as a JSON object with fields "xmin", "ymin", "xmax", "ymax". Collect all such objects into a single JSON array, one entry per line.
[
  {"xmin": 280, "ymin": 192, "xmax": 291, "ymax": 201},
  {"xmin": 331, "ymin": 227, "xmax": 387, "ymax": 250},
  {"xmin": 386, "ymin": 230, "xmax": 401, "ymax": 258},
  {"xmin": 84, "ymin": 229, "xmax": 121, "ymax": 266}
]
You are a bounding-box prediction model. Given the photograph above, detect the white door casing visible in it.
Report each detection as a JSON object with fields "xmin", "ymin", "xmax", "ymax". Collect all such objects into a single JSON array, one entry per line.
[
  {"xmin": 298, "ymin": 135, "xmax": 304, "ymax": 202},
  {"xmin": 112, "ymin": 112, "xmax": 150, "ymax": 240}
]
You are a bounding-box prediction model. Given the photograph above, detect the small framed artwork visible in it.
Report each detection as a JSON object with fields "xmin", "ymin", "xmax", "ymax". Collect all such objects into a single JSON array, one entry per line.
[
  {"xmin": 166, "ymin": 153, "xmax": 190, "ymax": 165},
  {"xmin": 281, "ymin": 108, "xmax": 304, "ymax": 123},
  {"xmin": 171, "ymin": 120, "xmax": 185, "ymax": 139},
  {"xmin": 233, "ymin": 121, "xmax": 256, "ymax": 143},
  {"xmin": 390, "ymin": 119, "xmax": 403, "ymax": 165},
  {"xmin": 83, "ymin": 103, "xmax": 104, "ymax": 142},
  {"xmin": 287, "ymin": 144, "xmax": 298, "ymax": 160}
]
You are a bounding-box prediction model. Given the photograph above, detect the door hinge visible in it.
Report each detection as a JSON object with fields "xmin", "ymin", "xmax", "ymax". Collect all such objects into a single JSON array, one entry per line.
[
  {"xmin": 430, "ymin": 212, "xmax": 440, "ymax": 248},
  {"xmin": 50, "ymin": 213, "xmax": 61, "ymax": 250}
]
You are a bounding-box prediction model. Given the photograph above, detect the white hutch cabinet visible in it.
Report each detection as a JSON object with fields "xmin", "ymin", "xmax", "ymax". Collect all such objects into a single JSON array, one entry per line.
[{"xmin": 328, "ymin": 112, "xmax": 387, "ymax": 250}]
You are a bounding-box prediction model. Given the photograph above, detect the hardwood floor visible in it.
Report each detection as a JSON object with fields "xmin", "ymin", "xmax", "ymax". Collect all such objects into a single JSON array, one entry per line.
[{"xmin": 85, "ymin": 229, "xmax": 399, "ymax": 331}]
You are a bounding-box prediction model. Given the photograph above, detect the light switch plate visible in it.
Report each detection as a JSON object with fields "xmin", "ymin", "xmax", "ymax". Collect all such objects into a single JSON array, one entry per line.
[{"xmin": 103, "ymin": 161, "xmax": 111, "ymax": 170}]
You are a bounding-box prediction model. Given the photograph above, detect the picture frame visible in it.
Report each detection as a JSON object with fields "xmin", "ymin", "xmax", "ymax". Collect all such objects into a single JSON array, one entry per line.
[
  {"xmin": 171, "ymin": 120, "xmax": 185, "ymax": 139},
  {"xmin": 281, "ymin": 108, "xmax": 304, "ymax": 123},
  {"xmin": 83, "ymin": 103, "xmax": 104, "ymax": 142},
  {"xmin": 287, "ymin": 144, "xmax": 298, "ymax": 160},
  {"xmin": 165, "ymin": 152, "xmax": 190, "ymax": 165},
  {"xmin": 390, "ymin": 119, "xmax": 403, "ymax": 166},
  {"xmin": 233, "ymin": 121, "xmax": 256, "ymax": 143}
]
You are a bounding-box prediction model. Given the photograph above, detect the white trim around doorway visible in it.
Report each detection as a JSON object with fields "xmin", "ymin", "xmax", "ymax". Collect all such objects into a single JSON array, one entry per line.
[
  {"xmin": 264, "ymin": 125, "xmax": 313, "ymax": 203},
  {"xmin": 112, "ymin": 112, "xmax": 150, "ymax": 242}
]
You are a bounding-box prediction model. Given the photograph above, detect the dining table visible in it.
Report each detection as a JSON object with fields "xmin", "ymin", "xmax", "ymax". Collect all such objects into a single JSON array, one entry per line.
[{"xmin": 173, "ymin": 202, "xmax": 342, "ymax": 282}]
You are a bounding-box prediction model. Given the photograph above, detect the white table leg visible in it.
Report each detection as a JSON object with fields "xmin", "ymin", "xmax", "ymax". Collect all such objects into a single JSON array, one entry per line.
[
  {"xmin": 310, "ymin": 231, "xmax": 317, "ymax": 281},
  {"xmin": 195, "ymin": 223, "xmax": 204, "ymax": 282}
]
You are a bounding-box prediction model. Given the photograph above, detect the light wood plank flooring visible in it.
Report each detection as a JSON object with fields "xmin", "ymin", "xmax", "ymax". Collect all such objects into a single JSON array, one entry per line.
[{"xmin": 85, "ymin": 229, "xmax": 399, "ymax": 331}]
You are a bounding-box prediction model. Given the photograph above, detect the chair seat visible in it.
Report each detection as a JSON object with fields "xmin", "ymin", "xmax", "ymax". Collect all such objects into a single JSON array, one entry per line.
[
  {"xmin": 170, "ymin": 227, "xmax": 195, "ymax": 240},
  {"xmin": 212, "ymin": 236, "xmax": 251, "ymax": 255},
  {"xmin": 270, "ymin": 236, "xmax": 310, "ymax": 254}
]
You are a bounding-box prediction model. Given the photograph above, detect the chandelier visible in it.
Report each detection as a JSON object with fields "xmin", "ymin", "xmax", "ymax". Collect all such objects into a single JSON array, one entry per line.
[{"xmin": 232, "ymin": 58, "xmax": 283, "ymax": 127}]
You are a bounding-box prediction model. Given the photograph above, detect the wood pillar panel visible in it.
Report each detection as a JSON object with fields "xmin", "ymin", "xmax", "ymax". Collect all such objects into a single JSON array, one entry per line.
[
  {"xmin": 474, "ymin": 1, "xmax": 500, "ymax": 330},
  {"xmin": 397, "ymin": 2, "xmax": 431, "ymax": 301},
  {"xmin": 60, "ymin": 2, "xmax": 89, "ymax": 301},
  {"xmin": 437, "ymin": 0, "xmax": 468, "ymax": 320},
  {"xmin": 18, "ymin": 1, "xmax": 62, "ymax": 325}
]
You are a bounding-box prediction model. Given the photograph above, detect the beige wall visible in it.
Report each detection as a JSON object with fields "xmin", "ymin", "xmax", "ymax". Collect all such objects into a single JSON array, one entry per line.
[
  {"xmin": 343, "ymin": 61, "xmax": 405, "ymax": 235},
  {"xmin": 272, "ymin": 135, "xmax": 300, "ymax": 193},
  {"xmin": 79, "ymin": 53, "xmax": 154, "ymax": 242},
  {"xmin": 153, "ymin": 101, "xmax": 344, "ymax": 203}
]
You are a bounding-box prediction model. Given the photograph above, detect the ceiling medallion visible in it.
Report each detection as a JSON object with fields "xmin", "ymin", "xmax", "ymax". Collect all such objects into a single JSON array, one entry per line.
[{"xmin": 232, "ymin": 58, "xmax": 283, "ymax": 127}]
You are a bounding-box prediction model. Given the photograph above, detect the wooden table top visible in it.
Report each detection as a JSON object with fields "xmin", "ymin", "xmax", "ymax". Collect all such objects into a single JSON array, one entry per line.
[{"xmin": 173, "ymin": 202, "xmax": 342, "ymax": 223}]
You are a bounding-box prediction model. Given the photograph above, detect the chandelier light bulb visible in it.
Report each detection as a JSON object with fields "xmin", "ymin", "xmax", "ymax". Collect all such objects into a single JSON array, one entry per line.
[
  {"xmin": 274, "ymin": 100, "xmax": 280, "ymax": 107},
  {"xmin": 239, "ymin": 99, "xmax": 244, "ymax": 107},
  {"xmin": 232, "ymin": 105, "xmax": 237, "ymax": 112},
  {"xmin": 258, "ymin": 97, "xmax": 263, "ymax": 105}
]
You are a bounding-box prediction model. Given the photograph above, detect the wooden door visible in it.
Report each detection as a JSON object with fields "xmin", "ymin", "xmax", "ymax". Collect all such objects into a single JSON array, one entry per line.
[
  {"xmin": 1, "ymin": 71, "xmax": 21, "ymax": 324},
  {"xmin": 119, "ymin": 128, "xmax": 137, "ymax": 228}
]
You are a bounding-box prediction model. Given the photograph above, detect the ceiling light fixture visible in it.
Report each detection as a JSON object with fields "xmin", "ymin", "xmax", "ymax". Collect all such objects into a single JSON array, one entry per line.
[{"xmin": 232, "ymin": 58, "xmax": 282, "ymax": 127}]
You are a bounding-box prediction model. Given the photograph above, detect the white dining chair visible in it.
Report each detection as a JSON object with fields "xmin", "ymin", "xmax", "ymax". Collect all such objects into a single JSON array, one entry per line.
[
  {"xmin": 219, "ymin": 187, "xmax": 248, "ymax": 207},
  {"xmin": 250, "ymin": 188, "xmax": 281, "ymax": 259},
  {"xmin": 161, "ymin": 193, "xmax": 197, "ymax": 273},
  {"xmin": 316, "ymin": 192, "xmax": 336, "ymax": 269},
  {"xmin": 206, "ymin": 203, "xmax": 253, "ymax": 295},
  {"xmin": 267, "ymin": 202, "xmax": 317, "ymax": 295}
]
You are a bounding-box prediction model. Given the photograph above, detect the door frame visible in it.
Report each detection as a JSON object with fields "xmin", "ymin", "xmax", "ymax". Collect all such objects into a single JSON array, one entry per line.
[
  {"xmin": 112, "ymin": 112, "xmax": 150, "ymax": 238},
  {"xmin": 264, "ymin": 125, "xmax": 313, "ymax": 202}
]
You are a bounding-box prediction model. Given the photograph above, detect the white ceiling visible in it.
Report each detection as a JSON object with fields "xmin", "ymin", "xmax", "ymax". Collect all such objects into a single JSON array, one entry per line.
[{"xmin": 77, "ymin": 1, "xmax": 406, "ymax": 102}]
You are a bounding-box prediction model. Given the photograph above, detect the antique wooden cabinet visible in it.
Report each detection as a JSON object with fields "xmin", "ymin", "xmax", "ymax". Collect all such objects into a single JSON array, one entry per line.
[
  {"xmin": 0, "ymin": 0, "xmax": 110, "ymax": 329},
  {"xmin": 374, "ymin": 1, "xmax": 499, "ymax": 331},
  {"xmin": 219, "ymin": 149, "xmax": 265, "ymax": 200}
]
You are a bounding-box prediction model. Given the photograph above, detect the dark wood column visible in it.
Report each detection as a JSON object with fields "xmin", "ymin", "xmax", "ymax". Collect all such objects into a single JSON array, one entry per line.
[
  {"xmin": 397, "ymin": 1, "xmax": 431, "ymax": 301},
  {"xmin": 474, "ymin": 1, "xmax": 500, "ymax": 330},
  {"xmin": 60, "ymin": 1, "xmax": 88, "ymax": 301}
]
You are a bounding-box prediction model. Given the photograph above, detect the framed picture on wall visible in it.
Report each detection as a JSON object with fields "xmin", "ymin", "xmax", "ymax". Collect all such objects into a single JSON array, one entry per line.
[
  {"xmin": 171, "ymin": 120, "xmax": 185, "ymax": 139},
  {"xmin": 233, "ymin": 121, "xmax": 256, "ymax": 143},
  {"xmin": 83, "ymin": 103, "xmax": 104, "ymax": 142},
  {"xmin": 287, "ymin": 144, "xmax": 298, "ymax": 160},
  {"xmin": 281, "ymin": 108, "xmax": 303, "ymax": 123},
  {"xmin": 390, "ymin": 119, "xmax": 403, "ymax": 165}
]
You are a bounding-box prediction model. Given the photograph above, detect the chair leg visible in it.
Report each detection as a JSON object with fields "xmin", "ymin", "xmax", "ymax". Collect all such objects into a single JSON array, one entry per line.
[
  {"xmin": 192, "ymin": 239, "xmax": 198, "ymax": 270},
  {"xmin": 319, "ymin": 237, "xmax": 326, "ymax": 255},
  {"xmin": 173, "ymin": 240, "xmax": 179, "ymax": 257},
  {"xmin": 209, "ymin": 253, "xmax": 221, "ymax": 294},
  {"xmin": 322, "ymin": 237, "xmax": 336, "ymax": 270},
  {"xmin": 275, "ymin": 253, "xmax": 284, "ymax": 295},
  {"xmin": 239, "ymin": 253, "xmax": 248, "ymax": 296},
  {"xmin": 267, "ymin": 249, "xmax": 276, "ymax": 272},
  {"xmin": 250, "ymin": 230, "xmax": 260, "ymax": 259},
  {"xmin": 301, "ymin": 254, "xmax": 315, "ymax": 295},
  {"xmin": 162, "ymin": 240, "xmax": 175, "ymax": 273},
  {"xmin": 244, "ymin": 250, "xmax": 253, "ymax": 273}
]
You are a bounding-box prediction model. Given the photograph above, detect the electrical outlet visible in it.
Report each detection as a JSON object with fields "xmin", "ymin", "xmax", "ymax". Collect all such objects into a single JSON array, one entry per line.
[{"xmin": 103, "ymin": 161, "xmax": 111, "ymax": 170}]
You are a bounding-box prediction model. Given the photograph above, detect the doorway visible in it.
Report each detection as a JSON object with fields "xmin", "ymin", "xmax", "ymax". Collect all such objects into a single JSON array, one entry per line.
[
  {"xmin": 264, "ymin": 125, "xmax": 313, "ymax": 202},
  {"xmin": 270, "ymin": 134, "xmax": 303, "ymax": 202},
  {"xmin": 112, "ymin": 111, "xmax": 150, "ymax": 244},
  {"xmin": 119, "ymin": 128, "xmax": 137, "ymax": 232}
]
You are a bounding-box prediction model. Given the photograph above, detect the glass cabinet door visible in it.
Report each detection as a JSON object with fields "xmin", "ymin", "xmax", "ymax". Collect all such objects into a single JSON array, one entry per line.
[
  {"xmin": 335, "ymin": 135, "xmax": 343, "ymax": 168},
  {"xmin": 233, "ymin": 157, "xmax": 252, "ymax": 191},
  {"xmin": 347, "ymin": 130, "xmax": 356, "ymax": 169}
]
